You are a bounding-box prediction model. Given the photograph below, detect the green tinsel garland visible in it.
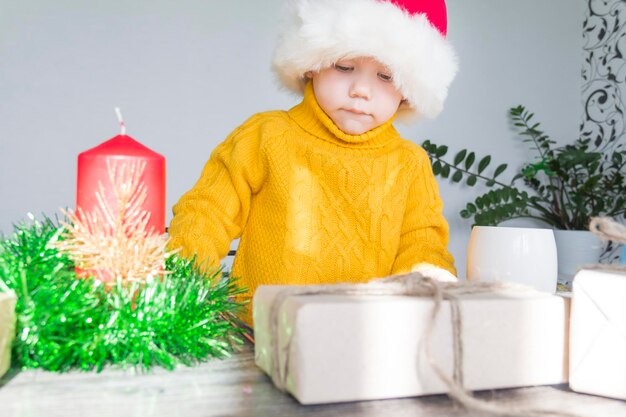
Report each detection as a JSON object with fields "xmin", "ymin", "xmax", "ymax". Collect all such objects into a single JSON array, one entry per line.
[{"xmin": 0, "ymin": 216, "xmax": 246, "ymax": 372}]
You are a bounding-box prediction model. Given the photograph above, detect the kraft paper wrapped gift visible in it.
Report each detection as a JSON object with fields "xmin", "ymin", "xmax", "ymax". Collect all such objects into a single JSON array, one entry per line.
[
  {"xmin": 569, "ymin": 268, "xmax": 626, "ymax": 400},
  {"xmin": 0, "ymin": 291, "xmax": 17, "ymax": 378},
  {"xmin": 254, "ymin": 284, "xmax": 569, "ymax": 405}
]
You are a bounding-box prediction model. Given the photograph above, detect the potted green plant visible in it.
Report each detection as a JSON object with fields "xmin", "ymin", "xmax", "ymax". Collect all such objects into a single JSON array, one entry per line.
[{"xmin": 423, "ymin": 105, "xmax": 626, "ymax": 282}]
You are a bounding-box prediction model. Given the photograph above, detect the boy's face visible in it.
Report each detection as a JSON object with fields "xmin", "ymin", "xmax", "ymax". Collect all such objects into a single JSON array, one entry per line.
[{"xmin": 310, "ymin": 56, "xmax": 403, "ymax": 135}]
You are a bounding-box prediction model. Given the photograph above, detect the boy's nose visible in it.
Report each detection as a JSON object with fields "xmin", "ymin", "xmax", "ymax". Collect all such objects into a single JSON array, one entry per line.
[{"xmin": 349, "ymin": 78, "xmax": 371, "ymax": 100}]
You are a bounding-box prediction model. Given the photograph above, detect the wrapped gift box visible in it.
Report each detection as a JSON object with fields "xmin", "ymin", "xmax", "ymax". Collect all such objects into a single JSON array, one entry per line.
[
  {"xmin": 0, "ymin": 291, "xmax": 17, "ymax": 378},
  {"xmin": 254, "ymin": 285, "xmax": 569, "ymax": 404},
  {"xmin": 569, "ymin": 269, "xmax": 626, "ymax": 400}
]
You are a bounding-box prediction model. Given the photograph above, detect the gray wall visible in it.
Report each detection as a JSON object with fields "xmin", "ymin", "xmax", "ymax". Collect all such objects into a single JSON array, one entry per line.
[{"xmin": 0, "ymin": 0, "xmax": 583, "ymax": 278}]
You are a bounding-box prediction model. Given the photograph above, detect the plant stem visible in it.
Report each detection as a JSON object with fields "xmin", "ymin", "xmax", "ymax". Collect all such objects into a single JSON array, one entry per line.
[{"xmin": 430, "ymin": 158, "xmax": 512, "ymax": 188}]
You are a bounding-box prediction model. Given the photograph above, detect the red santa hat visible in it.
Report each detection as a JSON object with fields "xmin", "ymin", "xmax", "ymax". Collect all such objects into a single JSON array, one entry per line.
[{"xmin": 272, "ymin": 0, "xmax": 458, "ymax": 121}]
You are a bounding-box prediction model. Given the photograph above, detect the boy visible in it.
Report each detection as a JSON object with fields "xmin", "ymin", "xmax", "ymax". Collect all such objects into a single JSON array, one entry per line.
[{"xmin": 168, "ymin": 0, "xmax": 459, "ymax": 323}]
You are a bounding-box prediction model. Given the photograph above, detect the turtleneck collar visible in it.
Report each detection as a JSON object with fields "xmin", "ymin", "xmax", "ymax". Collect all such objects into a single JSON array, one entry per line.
[{"xmin": 287, "ymin": 82, "xmax": 400, "ymax": 149}]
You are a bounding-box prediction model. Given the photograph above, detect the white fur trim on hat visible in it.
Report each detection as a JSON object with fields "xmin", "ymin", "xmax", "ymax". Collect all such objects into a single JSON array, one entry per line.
[{"xmin": 272, "ymin": 0, "xmax": 458, "ymax": 121}]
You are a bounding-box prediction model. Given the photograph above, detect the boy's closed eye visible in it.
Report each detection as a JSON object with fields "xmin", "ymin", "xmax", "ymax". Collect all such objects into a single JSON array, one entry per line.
[
  {"xmin": 377, "ymin": 72, "xmax": 393, "ymax": 82},
  {"xmin": 333, "ymin": 63, "xmax": 353, "ymax": 72},
  {"xmin": 333, "ymin": 62, "xmax": 393, "ymax": 83}
]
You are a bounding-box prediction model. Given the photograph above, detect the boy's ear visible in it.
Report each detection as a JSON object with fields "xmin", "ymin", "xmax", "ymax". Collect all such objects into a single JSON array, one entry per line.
[{"xmin": 304, "ymin": 70, "xmax": 314, "ymax": 79}]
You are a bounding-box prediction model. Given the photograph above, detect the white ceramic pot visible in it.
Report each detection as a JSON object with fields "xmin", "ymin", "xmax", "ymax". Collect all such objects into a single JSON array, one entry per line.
[
  {"xmin": 466, "ymin": 226, "xmax": 558, "ymax": 293},
  {"xmin": 553, "ymin": 229, "xmax": 603, "ymax": 285}
]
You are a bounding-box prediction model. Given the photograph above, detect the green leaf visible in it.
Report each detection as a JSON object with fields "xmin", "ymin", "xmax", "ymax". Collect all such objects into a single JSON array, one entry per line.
[
  {"xmin": 422, "ymin": 140, "xmax": 436, "ymax": 154},
  {"xmin": 494, "ymin": 164, "xmax": 508, "ymax": 178},
  {"xmin": 432, "ymin": 160, "xmax": 442, "ymax": 175},
  {"xmin": 441, "ymin": 164, "xmax": 451, "ymax": 178},
  {"xmin": 465, "ymin": 152, "xmax": 476, "ymax": 170},
  {"xmin": 435, "ymin": 145, "xmax": 448, "ymax": 158},
  {"xmin": 495, "ymin": 189, "xmax": 504, "ymax": 202},
  {"xmin": 478, "ymin": 156, "xmax": 491, "ymax": 174},
  {"xmin": 510, "ymin": 105, "xmax": 524, "ymax": 116},
  {"xmin": 502, "ymin": 187, "xmax": 511, "ymax": 201},
  {"xmin": 452, "ymin": 170, "xmax": 463, "ymax": 183},
  {"xmin": 466, "ymin": 175, "xmax": 477, "ymax": 186},
  {"xmin": 454, "ymin": 149, "xmax": 467, "ymax": 166}
]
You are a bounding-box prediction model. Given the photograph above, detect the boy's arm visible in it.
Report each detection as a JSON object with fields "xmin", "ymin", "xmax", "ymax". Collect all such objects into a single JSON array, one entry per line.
[
  {"xmin": 391, "ymin": 148, "xmax": 457, "ymax": 281},
  {"xmin": 168, "ymin": 120, "xmax": 266, "ymax": 270}
]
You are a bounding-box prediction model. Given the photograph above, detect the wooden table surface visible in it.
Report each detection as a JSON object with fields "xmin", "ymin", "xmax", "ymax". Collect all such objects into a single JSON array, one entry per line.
[{"xmin": 0, "ymin": 342, "xmax": 624, "ymax": 417}]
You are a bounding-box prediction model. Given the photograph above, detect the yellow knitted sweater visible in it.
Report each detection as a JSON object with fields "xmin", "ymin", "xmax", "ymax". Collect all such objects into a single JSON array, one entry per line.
[{"xmin": 168, "ymin": 83, "xmax": 455, "ymax": 323}]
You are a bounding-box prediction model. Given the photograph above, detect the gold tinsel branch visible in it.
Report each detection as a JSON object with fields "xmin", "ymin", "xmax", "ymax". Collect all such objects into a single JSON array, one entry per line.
[{"xmin": 51, "ymin": 159, "xmax": 174, "ymax": 283}]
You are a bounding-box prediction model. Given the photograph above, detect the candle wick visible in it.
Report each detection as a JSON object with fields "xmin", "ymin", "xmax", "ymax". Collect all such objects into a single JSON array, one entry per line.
[{"xmin": 115, "ymin": 107, "xmax": 127, "ymax": 136}]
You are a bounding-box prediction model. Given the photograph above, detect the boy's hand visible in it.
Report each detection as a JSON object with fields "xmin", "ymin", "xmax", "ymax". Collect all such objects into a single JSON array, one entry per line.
[{"xmin": 411, "ymin": 263, "xmax": 458, "ymax": 282}]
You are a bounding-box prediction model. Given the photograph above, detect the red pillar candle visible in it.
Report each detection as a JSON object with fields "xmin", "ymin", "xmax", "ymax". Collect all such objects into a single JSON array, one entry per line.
[{"xmin": 76, "ymin": 110, "xmax": 166, "ymax": 235}]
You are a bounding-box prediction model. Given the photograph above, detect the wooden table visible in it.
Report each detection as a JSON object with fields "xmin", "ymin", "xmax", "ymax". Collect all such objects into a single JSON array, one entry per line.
[{"xmin": 0, "ymin": 342, "xmax": 624, "ymax": 417}]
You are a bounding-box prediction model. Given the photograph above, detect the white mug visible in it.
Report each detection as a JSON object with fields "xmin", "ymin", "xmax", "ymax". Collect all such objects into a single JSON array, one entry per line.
[{"xmin": 466, "ymin": 226, "xmax": 558, "ymax": 293}]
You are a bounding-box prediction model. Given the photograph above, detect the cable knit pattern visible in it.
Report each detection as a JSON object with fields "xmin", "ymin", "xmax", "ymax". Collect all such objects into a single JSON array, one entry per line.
[{"xmin": 168, "ymin": 82, "xmax": 455, "ymax": 324}]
